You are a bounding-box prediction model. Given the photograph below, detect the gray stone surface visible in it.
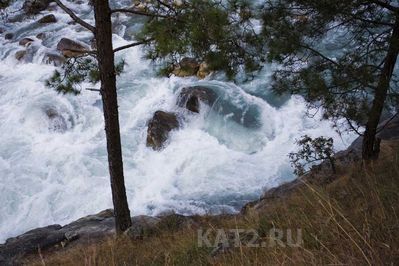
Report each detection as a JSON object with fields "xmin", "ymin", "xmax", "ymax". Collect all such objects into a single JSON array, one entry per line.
[{"xmin": 0, "ymin": 209, "xmax": 196, "ymax": 264}]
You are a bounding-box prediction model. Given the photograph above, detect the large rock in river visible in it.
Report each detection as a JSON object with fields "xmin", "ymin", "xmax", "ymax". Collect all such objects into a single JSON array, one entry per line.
[
  {"xmin": 18, "ymin": 37, "xmax": 34, "ymax": 46},
  {"xmin": 56, "ymin": 38, "xmax": 90, "ymax": 58},
  {"xmin": 146, "ymin": 111, "xmax": 179, "ymax": 150},
  {"xmin": 177, "ymin": 86, "xmax": 217, "ymax": 113},
  {"xmin": 37, "ymin": 14, "xmax": 57, "ymax": 24}
]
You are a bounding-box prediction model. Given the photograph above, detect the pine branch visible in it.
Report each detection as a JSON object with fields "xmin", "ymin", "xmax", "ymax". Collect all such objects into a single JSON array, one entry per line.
[
  {"xmin": 111, "ymin": 8, "xmax": 172, "ymax": 19},
  {"xmin": 346, "ymin": 118, "xmax": 363, "ymax": 136},
  {"xmin": 113, "ymin": 38, "xmax": 154, "ymax": 53},
  {"xmin": 54, "ymin": 0, "xmax": 95, "ymax": 33}
]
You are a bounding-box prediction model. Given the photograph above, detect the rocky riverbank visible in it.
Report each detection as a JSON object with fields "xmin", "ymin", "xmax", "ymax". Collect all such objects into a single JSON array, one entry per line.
[{"xmin": 0, "ymin": 210, "xmax": 201, "ymax": 265}]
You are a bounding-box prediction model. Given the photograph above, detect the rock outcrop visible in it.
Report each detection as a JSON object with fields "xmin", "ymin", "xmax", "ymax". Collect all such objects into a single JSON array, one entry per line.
[
  {"xmin": 177, "ymin": 86, "xmax": 217, "ymax": 113},
  {"xmin": 146, "ymin": 111, "xmax": 179, "ymax": 150},
  {"xmin": 56, "ymin": 38, "xmax": 90, "ymax": 57},
  {"xmin": 0, "ymin": 210, "xmax": 196, "ymax": 265}
]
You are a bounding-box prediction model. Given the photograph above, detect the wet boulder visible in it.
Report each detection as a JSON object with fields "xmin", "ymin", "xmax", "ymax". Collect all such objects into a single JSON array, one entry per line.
[
  {"xmin": 15, "ymin": 50, "xmax": 27, "ymax": 61},
  {"xmin": 18, "ymin": 37, "xmax": 34, "ymax": 46},
  {"xmin": 177, "ymin": 86, "xmax": 217, "ymax": 113},
  {"xmin": 146, "ymin": 111, "xmax": 179, "ymax": 150},
  {"xmin": 172, "ymin": 57, "xmax": 200, "ymax": 77},
  {"xmin": 36, "ymin": 32, "xmax": 46, "ymax": 39},
  {"xmin": 37, "ymin": 14, "xmax": 57, "ymax": 23},
  {"xmin": 4, "ymin": 32, "xmax": 13, "ymax": 40},
  {"xmin": 23, "ymin": 0, "xmax": 52, "ymax": 14},
  {"xmin": 56, "ymin": 38, "xmax": 90, "ymax": 58},
  {"xmin": 15, "ymin": 44, "xmax": 39, "ymax": 63}
]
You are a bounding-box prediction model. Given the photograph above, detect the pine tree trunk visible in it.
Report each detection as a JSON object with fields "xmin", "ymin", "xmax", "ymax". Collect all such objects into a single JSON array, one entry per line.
[
  {"xmin": 93, "ymin": 0, "xmax": 132, "ymax": 234},
  {"xmin": 362, "ymin": 17, "xmax": 399, "ymax": 160}
]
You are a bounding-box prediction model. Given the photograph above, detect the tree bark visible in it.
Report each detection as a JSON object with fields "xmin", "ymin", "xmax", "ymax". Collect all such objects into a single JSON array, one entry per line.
[
  {"xmin": 362, "ymin": 16, "xmax": 399, "ymax": 160},
  {"xmin": 93, "ymin": 0, "xmax": 132, "ymax": 233}
]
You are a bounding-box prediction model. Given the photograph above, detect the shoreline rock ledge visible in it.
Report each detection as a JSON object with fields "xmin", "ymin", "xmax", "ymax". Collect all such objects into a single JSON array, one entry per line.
[{"xmin": 0, "ymin": 210, "xmax": 196, "ymax": 265}]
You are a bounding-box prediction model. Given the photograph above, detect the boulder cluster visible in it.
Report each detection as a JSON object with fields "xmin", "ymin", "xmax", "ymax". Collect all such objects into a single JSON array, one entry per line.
[
  {"xmin": 171, "ymin": 57, "xmax": 211, "ymax": 79},
  {"xmin": 3, "ymin": 0, "xmax": 216, "ymax": 149},
  {"xmin": 2, "ymin": 0, "xmax": 91, "ymax": 65}
]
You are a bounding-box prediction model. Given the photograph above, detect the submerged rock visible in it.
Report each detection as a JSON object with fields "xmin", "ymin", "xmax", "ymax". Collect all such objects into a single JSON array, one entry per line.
[
  {"xmin": 36, "ymin": 32, "xmax": 46, "ymax": 40},
  {"xmin": 23, "ymin": 0, "xmax": 52, "ymax": 14},
  {"xmin": 44, "ymin": 107, "xmax": 68, "ymax": 133},
  {"xmin": 177, "ymin": 86, "xmax": 217, "ymax": 113},
  {"xmin": 146, "ymin": 111, "xmax": 179, "ymax": 150},
  {"xmin": 37, "ymin": 14, "xmax": 57, "ymax": 24},
  {"xmin": 56, "ymin": 38, "xmax": 90, "ymax": 58}
]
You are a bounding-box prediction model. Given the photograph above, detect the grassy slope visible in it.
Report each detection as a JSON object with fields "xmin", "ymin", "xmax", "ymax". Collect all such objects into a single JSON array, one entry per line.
[{"xmin": 27, "ymin": 140, "xmax": 399, "ymax": 265}]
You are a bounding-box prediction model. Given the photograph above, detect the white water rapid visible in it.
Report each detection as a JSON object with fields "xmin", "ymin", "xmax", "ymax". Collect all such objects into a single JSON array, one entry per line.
[{"xmin": 0, "ymin": 0, "xmax": 356, "ymax": 242}]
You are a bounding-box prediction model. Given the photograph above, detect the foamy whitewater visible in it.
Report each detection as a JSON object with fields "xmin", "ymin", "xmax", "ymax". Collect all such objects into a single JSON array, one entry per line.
[{"xmin": 0, "ymin": 1, "xmax": 356, "ymax": 242}]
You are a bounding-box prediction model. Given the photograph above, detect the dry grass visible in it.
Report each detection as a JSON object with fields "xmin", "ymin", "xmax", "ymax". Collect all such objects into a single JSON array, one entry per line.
[{"xmin": 26, "ymin": 141, "xmax": 399, "ymax": 265}]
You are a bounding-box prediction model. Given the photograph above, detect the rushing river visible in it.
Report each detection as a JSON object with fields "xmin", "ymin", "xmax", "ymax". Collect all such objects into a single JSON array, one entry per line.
[{"xmin": 0, "ymin": 0, "xmax": 356, "ymax": 242}]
